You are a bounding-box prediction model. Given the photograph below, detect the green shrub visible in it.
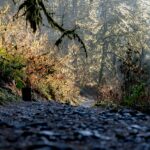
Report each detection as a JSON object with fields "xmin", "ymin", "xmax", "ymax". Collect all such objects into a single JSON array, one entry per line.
[
  {"xmin": 0, "ymin": 87, "xmax": 20, "ymax": 104},
  {"xmin": 0, "ymin": 48, "xmax": 26, "ymax": 89},
  {"xmin": 123, "ymin": 82, "xmax": 145, "ymax": 106}
]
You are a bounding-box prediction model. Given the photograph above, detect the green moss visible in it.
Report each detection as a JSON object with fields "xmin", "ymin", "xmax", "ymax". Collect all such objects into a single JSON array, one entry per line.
[
  {"xmin": 0, "ymin": 87, "xmax": 20, "ymax": 105},
  {"xmin": 0, "ymin": 47, "xmax": 26, "ymax": 89}
]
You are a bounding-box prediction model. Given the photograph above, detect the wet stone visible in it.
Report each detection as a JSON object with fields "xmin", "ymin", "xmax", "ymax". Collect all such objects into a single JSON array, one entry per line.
[
  {"xmin": 138, "ymin": 132, "xmax": 150, "ymax": 139},
  {"xmin": 0, "ymin": 101, "xmax": 149, "ymax": 150},
  {"xmin": 136, "ymin": 143, "xmax": 150, "ymax": 150}
]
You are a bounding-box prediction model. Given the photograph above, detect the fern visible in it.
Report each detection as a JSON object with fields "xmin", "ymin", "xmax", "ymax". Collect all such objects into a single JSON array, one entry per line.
[{"xmin": 0, "ymin": 48, "xmax": 26, "ymax": 89}]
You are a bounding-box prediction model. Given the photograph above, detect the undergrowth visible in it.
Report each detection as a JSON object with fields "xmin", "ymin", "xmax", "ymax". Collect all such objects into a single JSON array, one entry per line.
[
  {"xmin": 0, "ymin": 47, "xmax": 26, "ymax": 88},
  {"xmin": 0, "ymin": 4, "xmax": 80, "ymax": 105},
  {"xmin": 0, "ymin": 4, "xmax": 149, "ymax": 109},
  {"xmin": 0, "ymin": 87, "xmax": 20, "ymax": 104}
]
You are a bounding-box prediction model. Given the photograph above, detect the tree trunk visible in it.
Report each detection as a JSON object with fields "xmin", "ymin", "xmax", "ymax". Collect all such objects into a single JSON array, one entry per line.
[
  {"xmin": 22, "ymin": 87, "xmax": 32, "ymax": 101},
  {"xmin": 22, "ymin": 77, "xmax": 32, "ymax": 101}
]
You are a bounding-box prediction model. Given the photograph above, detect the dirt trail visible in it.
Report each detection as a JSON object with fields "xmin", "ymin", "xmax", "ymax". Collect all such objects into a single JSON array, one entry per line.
[
  {"xmin": 0, "ymin": 101, "xmax": 150, "ymax": 150},
  {"xmin": 80, "ymin": 96, "xmax": 96, "ymax": 107}
]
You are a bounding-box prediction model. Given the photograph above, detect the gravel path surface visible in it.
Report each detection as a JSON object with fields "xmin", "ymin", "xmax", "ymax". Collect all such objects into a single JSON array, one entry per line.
[{"xmin": 0, "ymin": 101, "xmax": 150, "ymax": 150}]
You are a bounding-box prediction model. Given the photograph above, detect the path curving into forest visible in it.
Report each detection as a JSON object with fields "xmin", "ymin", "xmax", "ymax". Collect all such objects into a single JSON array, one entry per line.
[
  {"xmin": 0, "ymin": 101, "xmax": 150, "ymax": 150},
  {"xmin": 79, "ymin": 96, "xmax": 96, "ymax": 108}
]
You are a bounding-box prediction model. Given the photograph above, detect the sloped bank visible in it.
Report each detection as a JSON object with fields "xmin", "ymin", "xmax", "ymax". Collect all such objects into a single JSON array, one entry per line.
[{"xmin": 0, "ymin": 87, "xmax": 21, "ymax": 105}]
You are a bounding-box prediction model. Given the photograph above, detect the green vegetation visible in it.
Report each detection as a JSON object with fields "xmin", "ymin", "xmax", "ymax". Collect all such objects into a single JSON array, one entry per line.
[
  {"xmin": 0, "ymin": 87, "xmax": 20, "ymax": 104},
  {"xmin": 0, "ymin": 1, "xmax": 149, "ymax": 110},
  {"xmin": 0, "ymin": 48, "xmax": 26, "ymax": 89},
  {"xmin": 0, "ymin": 47, "xmax": 25, "ymax": 104},
  {"xmin": 123, "ymin": 83, "xmax": 145, "ymax": 107}
]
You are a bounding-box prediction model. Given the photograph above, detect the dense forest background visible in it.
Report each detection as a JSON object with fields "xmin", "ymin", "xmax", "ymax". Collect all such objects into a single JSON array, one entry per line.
[{"xmin": 0, "ymin": 0, "xmax": 150, "ymax": 108}]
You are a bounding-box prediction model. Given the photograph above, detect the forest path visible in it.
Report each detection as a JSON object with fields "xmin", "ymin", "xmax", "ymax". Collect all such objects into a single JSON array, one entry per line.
[
  {"xmin": 79, "ymin": 96, "xmax": 96, "ymax": 108},
  {"xmin": 0, "ymin": 101, "xmax": 150, "ymax": 150}
]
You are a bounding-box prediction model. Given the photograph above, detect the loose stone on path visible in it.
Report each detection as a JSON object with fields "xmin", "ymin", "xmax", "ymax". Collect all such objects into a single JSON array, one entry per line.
[{"xmin": 0, "ymin": 101, "xmax": 150, "ymax": 150}]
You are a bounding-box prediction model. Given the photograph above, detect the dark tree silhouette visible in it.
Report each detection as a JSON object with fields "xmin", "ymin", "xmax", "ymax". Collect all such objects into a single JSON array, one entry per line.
[{"xmin": 13, "ymin": 0, "xmax": 87, "ymax": 57}]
